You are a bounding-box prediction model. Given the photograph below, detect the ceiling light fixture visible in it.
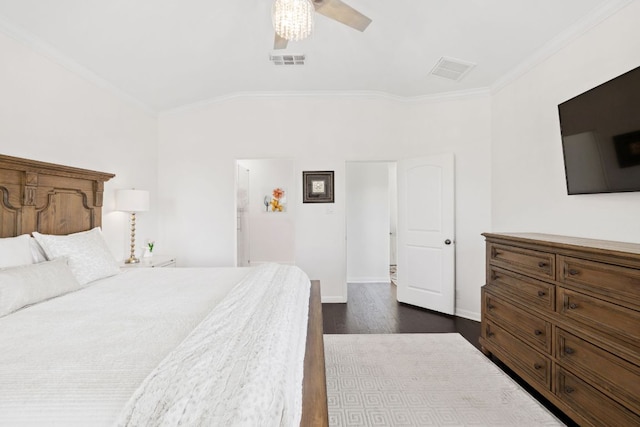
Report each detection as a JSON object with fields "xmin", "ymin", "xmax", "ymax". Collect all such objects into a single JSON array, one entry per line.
[{"xmin": 272, "ymin": 0, "xmax": 314, "ymax": 41}]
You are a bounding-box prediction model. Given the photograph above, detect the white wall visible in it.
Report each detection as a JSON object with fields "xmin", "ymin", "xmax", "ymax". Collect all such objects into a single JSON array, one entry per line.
[
  {"xmin": 491, "ymin": 1, "xmax": 640, "ymax": 243},
  {"xmin": 0, "ymin": 31, "xmax": 158, "ymax": 259},
  {"xmin": 346, "ymin": 162, "xmax": 390, "ymax": 283},
  {"xmin": 402, "ymin": 99, "xmax": 492, "ymax": 320},
  {"xmin": 3, "ymin": 1, "xmax": 637, "ymax": 323},
  {"xmin": 158, "ymin": 94, "xmax": 492, "ymax": 317}
]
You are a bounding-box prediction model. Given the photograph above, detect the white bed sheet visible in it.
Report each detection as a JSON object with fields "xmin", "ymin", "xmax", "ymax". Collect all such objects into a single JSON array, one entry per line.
[{"xmin": 0, "ymin": 267, "xmax": 252, "ymax": 426}]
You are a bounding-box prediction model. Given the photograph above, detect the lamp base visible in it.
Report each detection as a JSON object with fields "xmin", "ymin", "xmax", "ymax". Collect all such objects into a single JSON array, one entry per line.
[{"xmin": 125, "ymin": 211, "xmax": 140, "ymax": 265}]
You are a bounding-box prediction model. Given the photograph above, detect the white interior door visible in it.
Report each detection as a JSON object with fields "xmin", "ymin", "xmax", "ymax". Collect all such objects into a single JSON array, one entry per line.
[{"xmin": 396, "ymin": 153, "xmax": 455, "ymax": 315}]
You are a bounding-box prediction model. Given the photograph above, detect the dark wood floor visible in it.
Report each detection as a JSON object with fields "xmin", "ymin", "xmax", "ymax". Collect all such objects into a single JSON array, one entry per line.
[
  {"xmin": 322, "ymin": 282, "xmax": 576, "ymax": 427},
  {"xmin": 322, "ymin": 282, "xmax": 481, "ymax": 348}
]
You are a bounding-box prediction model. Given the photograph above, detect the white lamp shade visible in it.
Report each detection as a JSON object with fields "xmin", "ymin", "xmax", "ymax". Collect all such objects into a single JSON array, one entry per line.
[{"xmin": 115, "ymin": 189, "xmax": 149, "ymax": 212}]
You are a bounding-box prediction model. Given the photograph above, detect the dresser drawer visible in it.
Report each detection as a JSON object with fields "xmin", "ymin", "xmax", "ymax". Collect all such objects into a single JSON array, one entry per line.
[
  {"xmin": 557, "ymin": 287, "xmax": 640, "ymax": 356},
  {"xmin": 483, "ymin": 292, "xmax": 551, "ymax": 353},
  {"xmin": 556, "ymin": 367, "xmax": 640, "ymax": 427},
  {"xmin": 558, "ymin": 255, "xmax": 640, "ymax": 306},
  {"xmin": 484, "ymin": 320, "xmax": 551, "ymax": 389},
  {"xmin": 488, "ymin": 266, "xmax": 555, "ymax": 312},
  {"xmin": 488, "ymin": 243, "xmax": 555, "ymax": 281},
  {"xmin": 557, "ymin": 328, "xmax": 640, "ymax": 413}
]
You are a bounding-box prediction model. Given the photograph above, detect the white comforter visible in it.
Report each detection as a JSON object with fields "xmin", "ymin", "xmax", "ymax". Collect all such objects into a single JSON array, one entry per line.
[
  {"xmin": 118, "ymin": 263, "xmax": 310, "ymax": 427},
  {"xmin": 0, "ymin": 264, "xmax": 310, "ymax": 427}
]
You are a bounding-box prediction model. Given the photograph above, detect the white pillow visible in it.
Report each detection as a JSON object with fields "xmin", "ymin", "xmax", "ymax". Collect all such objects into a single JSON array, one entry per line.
[
  {"xmin": 33, "ymin": 228, "xmax": 120, "ymax": 286},
  {"xmin": 29, "ymin": 237, "xmax": 48, "ymax": 263},
  {"xmin": 0, "ymin": 234, "xmax": 34, "ymax": 268},
  {"xmin": 0, "ymin": 258, "xmax": 81, "ymax": 317}
]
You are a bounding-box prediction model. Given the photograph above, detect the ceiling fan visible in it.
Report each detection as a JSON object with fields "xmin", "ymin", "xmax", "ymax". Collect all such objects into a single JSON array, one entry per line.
[{"xmin": 273, "ymin": 0, "xmax": 372, "ymax": 50}]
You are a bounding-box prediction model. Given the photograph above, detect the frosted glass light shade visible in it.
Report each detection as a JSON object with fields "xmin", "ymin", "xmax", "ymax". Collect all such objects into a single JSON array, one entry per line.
[
  {"xmin": 272, "ymin": 0, "xmax": 314, "ymax": 41},
  {"xmin": 115, "ymin": 189, "xmax": 149, "ymax": 212}
]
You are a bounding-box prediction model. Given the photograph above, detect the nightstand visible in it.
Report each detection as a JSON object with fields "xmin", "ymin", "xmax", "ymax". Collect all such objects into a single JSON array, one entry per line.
[{"xmin": 120, "ymin": 255, "xmax": 176, "ymax": 269}]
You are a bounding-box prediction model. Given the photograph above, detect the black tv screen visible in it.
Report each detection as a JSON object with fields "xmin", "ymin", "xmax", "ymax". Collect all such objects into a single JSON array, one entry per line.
[{"xmin": 558, "ymin": 65, "xmax": 640, "ymax": 195}]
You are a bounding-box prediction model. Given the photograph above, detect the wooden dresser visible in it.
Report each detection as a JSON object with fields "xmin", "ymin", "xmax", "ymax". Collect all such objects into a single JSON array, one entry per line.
[{"xmin": 480, "ymin": 233, "xmax": 640, "ymax": 426}]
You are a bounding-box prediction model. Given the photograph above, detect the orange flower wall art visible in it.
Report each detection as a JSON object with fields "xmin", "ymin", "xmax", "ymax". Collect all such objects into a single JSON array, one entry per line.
[{"xmin": 266, "ymin": 187, "xmax": 286, "ymax": 212}]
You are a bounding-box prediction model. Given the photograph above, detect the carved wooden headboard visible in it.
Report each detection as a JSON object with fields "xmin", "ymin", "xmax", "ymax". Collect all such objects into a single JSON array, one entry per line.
[{"xmin": 0, "ymin": 154, "xmax": 115, "ymax": 238}]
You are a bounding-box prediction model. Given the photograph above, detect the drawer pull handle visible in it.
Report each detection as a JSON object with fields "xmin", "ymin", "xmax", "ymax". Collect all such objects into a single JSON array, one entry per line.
[
  {"xmin": 538, "ymin": 261, "xmax": 547, "ymax": 268},
  {"xmin": 487, "ymin": 331, "xmax": 495, "ymax": 337},
  {"xmin": 537, "ymin": 291, "xmax": 546, "ymax": 297},
  {"xmin": 533, "ymin": 363, "xmax": 542, "ymax": 370},
  {"xmin": 534, "ymin": 329, "xmax": 543, "ymax": 336},
  {"xmin": 565, "ymin": 347, "xmax": 575, "ymax": 355},
  {"xmin": 568, "ymin": 269, "xmax": 579, "ymax": 276},
  {"xmin": 569, "ymin": 303, "xmax": 578, "ymax": 310},
  {"xmin": 487, "ymin": 304, "xmax": 495, "ymax": 310},
  {"xmin": 564, "ymin": 386, "xmax": 574, "ymax": 394}
]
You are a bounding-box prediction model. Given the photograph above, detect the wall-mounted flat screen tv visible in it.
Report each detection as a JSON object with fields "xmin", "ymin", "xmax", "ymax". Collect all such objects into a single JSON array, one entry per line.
[{"xmin": 558, "ymin": 65, "xmax": 640, "ymax": 195}]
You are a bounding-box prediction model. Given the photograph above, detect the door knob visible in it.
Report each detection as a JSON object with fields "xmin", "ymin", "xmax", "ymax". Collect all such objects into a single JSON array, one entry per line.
[{"xmin": 444, "ymin": 239, "xmax": 452, "ymax": 245}]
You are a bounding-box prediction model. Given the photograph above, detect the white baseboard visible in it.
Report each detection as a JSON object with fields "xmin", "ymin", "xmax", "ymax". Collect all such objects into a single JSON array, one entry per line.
[
  {"xmin": 347, "ymin": 276, "xmax": 391, "ymax": 283},
  {"xmin": 322, "ymin": 296, "xmax": 347, "ymax": 303},
  {"xmin": 455, "ymin": 308, "xmax": 481, "ymax": 322},
  {"xmin": 249, "ymin": 260, "xmax": 295, "ymax": 266}
]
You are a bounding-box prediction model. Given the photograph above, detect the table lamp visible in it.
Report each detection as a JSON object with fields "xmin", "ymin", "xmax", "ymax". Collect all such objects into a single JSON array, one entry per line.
[{"xmin": 115, "ymin": 189, "xmax": 149, "ymax": 264}]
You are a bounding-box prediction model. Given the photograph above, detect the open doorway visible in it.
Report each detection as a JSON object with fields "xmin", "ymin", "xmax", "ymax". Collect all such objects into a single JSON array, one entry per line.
[
  {"xmin": 235, "ymin": 158, "xmax": 296, "ymax": 266},
  {"xmin": 346, "ymin": 155, "xmax": 455, "ymax": 313},
  {"xmin": 346, "ymin": 161, "xmax": 398, "ymax": 286}
]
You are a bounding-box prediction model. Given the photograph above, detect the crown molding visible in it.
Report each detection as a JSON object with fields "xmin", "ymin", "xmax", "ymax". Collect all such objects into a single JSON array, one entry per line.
[
  {"xmin": 3, "ymin": 0, "xmax": 626, "ymax": 116},
  {"xmin": 0, "ymin": 14, "xmax": 156, "ymax": 116},
  {"xmin": 491, "ymin": 0, "xmax": 634, "ymax": 95},
  {"xmin": 0, "ymin": 13, "xmax": 491, "ymax": 117}
]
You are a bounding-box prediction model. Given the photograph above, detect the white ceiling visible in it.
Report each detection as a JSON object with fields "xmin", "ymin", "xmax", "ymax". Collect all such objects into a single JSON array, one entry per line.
[{"xmin": 0, "ymin": 0, "xmax": 627, "ymax": 112}]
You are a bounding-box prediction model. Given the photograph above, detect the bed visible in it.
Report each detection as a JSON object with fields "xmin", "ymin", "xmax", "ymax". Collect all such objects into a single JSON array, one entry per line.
[{"xmin": 0, "ymin": 154, "xmax": 328, "ymax": 426}]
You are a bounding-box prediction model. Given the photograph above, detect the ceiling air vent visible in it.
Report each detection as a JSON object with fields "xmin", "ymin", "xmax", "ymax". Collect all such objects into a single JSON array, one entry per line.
[
  {"xmin": 430, "ymin": 57, "xmax": 476, "ymax": 81},
  {"xmin": 270, "ymin": 54, "xmax": 305, "ymax": 66}
]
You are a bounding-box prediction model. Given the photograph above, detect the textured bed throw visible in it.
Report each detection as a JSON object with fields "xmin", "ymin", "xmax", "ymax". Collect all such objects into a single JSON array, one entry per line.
[
  {"xmin": 324, "ymin": 333, "xmax": 565, "ymax": 427},
  {"xmin": 117, "ymin": 264, "xmax": 311, "ymax": 427}
]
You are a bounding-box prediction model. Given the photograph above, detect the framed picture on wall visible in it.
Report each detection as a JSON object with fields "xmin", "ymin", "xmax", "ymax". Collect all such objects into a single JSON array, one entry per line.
[{"xmin": 303, "ymin": 171, "xmax": 334, "ymax": 203}]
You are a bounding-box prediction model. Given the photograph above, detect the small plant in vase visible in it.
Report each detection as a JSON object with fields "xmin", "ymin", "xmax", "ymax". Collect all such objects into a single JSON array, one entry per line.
[{"xmin": 144, "ymin": 240, "xmax": 154, "ymax": 258}]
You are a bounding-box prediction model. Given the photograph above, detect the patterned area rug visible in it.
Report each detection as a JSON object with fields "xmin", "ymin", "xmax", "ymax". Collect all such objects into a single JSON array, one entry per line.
[{"xmin": 324, "ymin": 333, "xmax": 564, "ymax": 426}]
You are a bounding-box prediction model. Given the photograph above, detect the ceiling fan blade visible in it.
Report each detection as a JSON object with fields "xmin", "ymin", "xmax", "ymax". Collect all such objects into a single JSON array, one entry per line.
[
  {"xmin": 313, "ymin": 0, "xmax": 372, "ymax": 32},
  {"xmin": 274, "ymin": 33, "xmax": 288, "ymax": 50}
]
